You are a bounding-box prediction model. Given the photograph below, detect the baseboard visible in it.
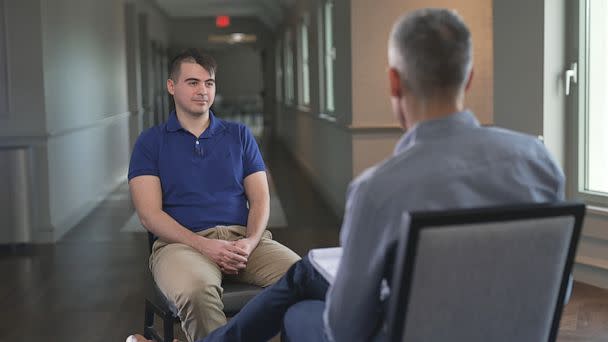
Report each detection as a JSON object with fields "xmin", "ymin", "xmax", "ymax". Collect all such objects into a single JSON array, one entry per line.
[{"xmin": 573, "ymin": 259, "xmax": 608, "ymax": 289}]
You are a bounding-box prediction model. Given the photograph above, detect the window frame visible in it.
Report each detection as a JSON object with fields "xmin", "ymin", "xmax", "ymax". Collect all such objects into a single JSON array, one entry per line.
[
  {"xmin": 275, "ymin": 39, "xmax": 283, "ymax": 103},
  {"xmin": 284, "ymin": 29, "xmax": 295, "ymax": 106},
  {"xmin": 0, "ymin": 0, "xmax": 9, "ymax": 117},
  {"xmin": 297, "ymin": 14, "xmax": 311, "ymax": 109},
  {"xmin": 568, "ymin": 0, "xmax": 608, "ymax": 206},
  {"xmin": 318, "ymin": 0, "xmax": 335, "ymax": 116}
]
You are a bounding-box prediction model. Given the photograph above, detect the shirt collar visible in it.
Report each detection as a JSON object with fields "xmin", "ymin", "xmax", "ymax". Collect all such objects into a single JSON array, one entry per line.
[
  {"xmin": 202, "ymin": 110, "xmax": 225, "ymax": 137},
  {"xmin": 166, "ymin": 111, "xmax": 182, "ymax": 132},
  {"xmin": 394, "ymin": 111, "xmax": 479, "ymax": 155},
  {"xmin": 166, "ymin": 110, "xmax": 225, "ymax": 137}
]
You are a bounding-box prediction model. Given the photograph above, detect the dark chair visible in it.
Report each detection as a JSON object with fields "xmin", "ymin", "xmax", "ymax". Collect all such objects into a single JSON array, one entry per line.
[
  {"xmin": 143, "ymin": 232, "xmax": 263, "ymax": 342},
  {"xmin": 386, "ymin": 202, "xmax": 585, "ymax": 342}
]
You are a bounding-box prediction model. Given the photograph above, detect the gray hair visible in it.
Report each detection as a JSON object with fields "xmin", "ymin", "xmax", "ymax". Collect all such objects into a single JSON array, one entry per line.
[{"xmin": 389, "ymin": 8, "xmax": 472, "ymax": 99}]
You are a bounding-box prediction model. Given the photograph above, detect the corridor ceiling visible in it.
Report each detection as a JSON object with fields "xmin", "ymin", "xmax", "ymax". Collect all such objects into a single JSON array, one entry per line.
[{"xmin": 154, "ymin": 0, "xmax": 294, "ymax": 28}]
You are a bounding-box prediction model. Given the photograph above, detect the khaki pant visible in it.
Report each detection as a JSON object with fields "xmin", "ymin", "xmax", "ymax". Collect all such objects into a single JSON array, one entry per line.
[{"xmin": 150, "ymin": 225, "xmax": 300, "ymax": 342}]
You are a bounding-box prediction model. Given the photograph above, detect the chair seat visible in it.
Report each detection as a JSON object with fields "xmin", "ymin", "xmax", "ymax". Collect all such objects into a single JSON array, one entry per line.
[
  {"xmin": 149, "ymin": 278, "xmax": 264, "ymax": 318},
  {"xmin": 150, "ymin": 281, "xmax": 179, "ymax": 318},
  {"xmin": 222, "ymin": 280, "xmax": 264, "ymax": 315}
]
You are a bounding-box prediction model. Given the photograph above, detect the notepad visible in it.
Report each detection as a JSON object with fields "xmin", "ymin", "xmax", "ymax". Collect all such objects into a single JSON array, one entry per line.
[{"xmin": 308, "ymin": 247, "xmax": 342, "ymax": 284}]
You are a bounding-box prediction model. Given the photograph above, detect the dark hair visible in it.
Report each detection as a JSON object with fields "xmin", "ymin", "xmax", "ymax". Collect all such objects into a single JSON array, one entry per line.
[
  {"xmin": 169, "ymin": 48, "xmax": 217, "ymax": 80},
  {"xmin": 390, "ymin": 8, "xmax": 472, "ymax": 98}
]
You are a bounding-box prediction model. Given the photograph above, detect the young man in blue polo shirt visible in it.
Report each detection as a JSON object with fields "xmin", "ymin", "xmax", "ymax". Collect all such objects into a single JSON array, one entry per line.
[{"xmin": 127, "ymin": 49, "xmax": 300, "ymax": 341}]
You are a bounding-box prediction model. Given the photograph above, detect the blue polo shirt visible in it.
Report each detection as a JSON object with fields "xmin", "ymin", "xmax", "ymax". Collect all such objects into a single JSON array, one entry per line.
[{"xmin": 127, "ymin": 111, "xmax": 266, "ymax": 232}]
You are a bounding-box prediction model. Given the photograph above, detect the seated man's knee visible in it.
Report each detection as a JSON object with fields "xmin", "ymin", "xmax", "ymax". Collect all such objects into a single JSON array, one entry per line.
[
  {"xmin": 173, "ymin": 279, "xmax": 223, "ymax": 310},
  {"xmin": 282, "ymin": 300, "xmax": 326, "ymax": 342},
  {"xmin": 260, "ymin": 253, "xmax": 301, "ymax": 286}
]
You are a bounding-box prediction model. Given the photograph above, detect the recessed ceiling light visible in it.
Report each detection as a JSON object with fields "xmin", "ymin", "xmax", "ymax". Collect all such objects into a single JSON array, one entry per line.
[{"xmin": 208, "ymin": 33, "xmax": 257, "ymax": 44}]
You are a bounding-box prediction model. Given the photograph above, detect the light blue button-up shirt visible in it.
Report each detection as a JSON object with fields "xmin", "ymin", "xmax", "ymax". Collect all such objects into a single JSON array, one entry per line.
[{"xmin": 324, "ymin": 111, "xmax": 565, "ymax": 341}]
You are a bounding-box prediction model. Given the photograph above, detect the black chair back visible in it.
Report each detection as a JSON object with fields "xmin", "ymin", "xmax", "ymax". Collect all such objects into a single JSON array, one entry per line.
[{"xmin": 386, "ymin": 202, "xmax": 585, "ymax": 342}]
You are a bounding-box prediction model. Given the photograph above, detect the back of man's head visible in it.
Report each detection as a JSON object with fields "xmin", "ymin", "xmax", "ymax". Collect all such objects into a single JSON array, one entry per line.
[{"xmin": 388, "ymin": 8, "xmax": 472, "ymax": 100}]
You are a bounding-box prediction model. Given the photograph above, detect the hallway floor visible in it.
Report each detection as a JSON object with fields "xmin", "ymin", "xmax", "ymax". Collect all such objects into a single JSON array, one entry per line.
[{"xmin": 0, "ymin": 137, "xmax": 607, "ymax": 341}]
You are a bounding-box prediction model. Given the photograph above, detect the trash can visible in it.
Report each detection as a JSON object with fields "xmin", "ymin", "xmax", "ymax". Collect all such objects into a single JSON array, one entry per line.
[{"xmin": 0, "ymin": 147, "xmax": 32, "ymax": 244}]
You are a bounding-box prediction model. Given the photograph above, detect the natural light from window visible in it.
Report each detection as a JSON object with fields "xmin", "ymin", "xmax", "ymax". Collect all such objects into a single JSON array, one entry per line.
[
  {"xmin": 586, "ymin": 0, "xmax": 608, "ymax": 194},
  {"xmin": 299, "ymin": 16, "xmax": 310, "ymax": 107},
  {"xmin": 275, "ymin": 42, "xmax": 282, "ymax": 102},
  {"xmin": 284, "ymin": 30, "xmax": 295, "ymax": 105},
  {"xmin": 323, "ymin": 1, "xmax": 335, "ymax": 113}
]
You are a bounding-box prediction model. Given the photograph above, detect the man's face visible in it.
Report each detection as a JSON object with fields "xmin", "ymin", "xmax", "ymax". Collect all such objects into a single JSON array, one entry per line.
[{"xmin": 167, "ymin": 62, "xmax": 216, "ymax": 117}]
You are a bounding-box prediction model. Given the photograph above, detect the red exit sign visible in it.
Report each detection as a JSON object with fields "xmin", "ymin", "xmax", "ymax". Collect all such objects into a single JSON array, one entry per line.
[{"xmin": 216, "ymin": 16, "xmax": 230, "ymax": 28}]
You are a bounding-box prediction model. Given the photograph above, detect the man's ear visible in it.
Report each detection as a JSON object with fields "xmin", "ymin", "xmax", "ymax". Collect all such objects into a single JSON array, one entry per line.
[
  {"xmin": 388, "ymin": 67, "xmax": 403, "ymax": 97},
  {"xmin": 167, "ymin": 79, "xmax": 175, "ymax": 95},
  {"xmin": 464, "ymin": 68, "xmax": 474, "ymax": 91}
]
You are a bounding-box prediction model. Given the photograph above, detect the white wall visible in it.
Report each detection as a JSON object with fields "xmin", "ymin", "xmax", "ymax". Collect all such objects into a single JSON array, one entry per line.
[
  {"xmin": 0, "ymin": 0, "xmax": 51, "ymax": 242},
  {"xmin": 0, "ymin": 0, "xmax": 46, "ymax": 137},
  {"xmin": 46, "ymin": 116, "xmax": 130, "ymax": 238},
  {"xmin": 39, "ymin": 0, "xmax": 131, "ymax": 239},
  {"xmin": 41, "ymin": 0, "xmax": 129, "ymax": 133},
  {"xmin": 0, "ymin": 0, "xmax": 164, "ymax": 242}
]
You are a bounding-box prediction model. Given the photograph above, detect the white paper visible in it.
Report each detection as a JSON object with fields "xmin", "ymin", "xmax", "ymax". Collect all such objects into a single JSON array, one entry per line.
[{"xmin": 308, "ymin": 247, "xmax": 342, "ymax": 283}]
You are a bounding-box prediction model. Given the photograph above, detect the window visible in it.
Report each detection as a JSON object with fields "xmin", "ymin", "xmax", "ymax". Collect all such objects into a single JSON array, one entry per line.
[
  {"xmin": 284, "ymin": 30, "xmax": 295, "ymax": 105},
  {"xmin": 571, "ymin": 0, "xmax": 608, "ymax": 202},
  {"xmin": 584, "ymin": 0, "xmax": 608, "ymax": 194},
  {"xmin": 319, "ymin": 0, "xmax": 335, "ymax": 114},
  {"xmin": 298, "ymin": 15, "xmax": 310, "ymax": 108},
  {"xmin": 275, "ymin": 41, "xmax": 283, "ymax": 102},
  {"xmin": 0, "ymin": 0, "xmax": 8, "ymax": 116}
]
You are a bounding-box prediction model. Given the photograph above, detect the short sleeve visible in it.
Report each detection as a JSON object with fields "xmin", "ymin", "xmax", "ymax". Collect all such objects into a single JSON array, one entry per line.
[
  {"xmin": 241, "ymin": 125, "xmax": 266, "ymax": 177},
  {"xmin": 128, "ymin": 129, "xmax": 160, "ymax": 180}
]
